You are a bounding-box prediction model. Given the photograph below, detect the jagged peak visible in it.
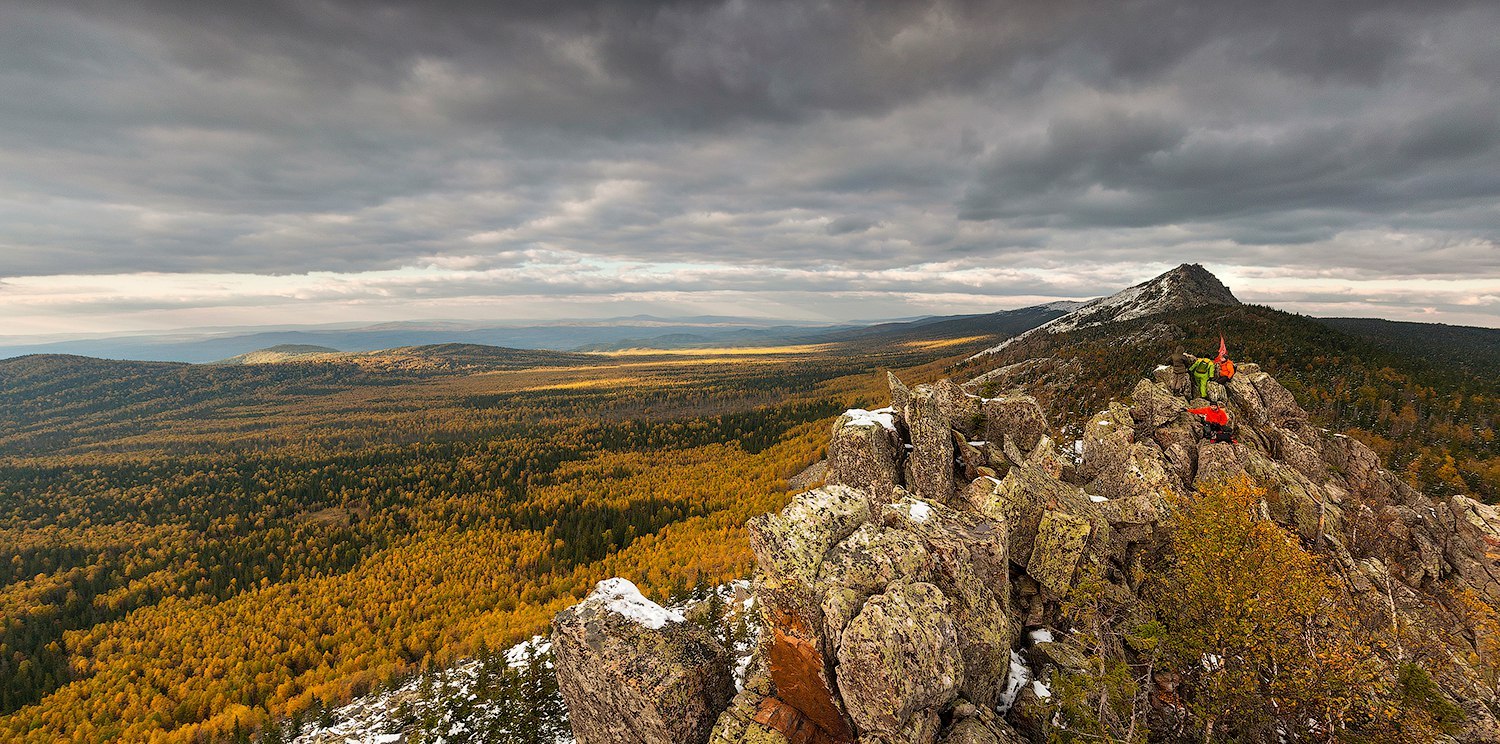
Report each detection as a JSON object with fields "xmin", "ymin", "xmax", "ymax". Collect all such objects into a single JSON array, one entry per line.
[{"xmin": 972, "ymin": 264, "xmax": 1240, "ymax": 358}]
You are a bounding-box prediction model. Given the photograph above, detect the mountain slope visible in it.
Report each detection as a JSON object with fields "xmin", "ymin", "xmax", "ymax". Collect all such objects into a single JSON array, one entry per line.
[
  {"xmin": 972, "ymin": 263, "xmax": 1240, "ymax": 357},
  {"xmin": 1315, "ymin": 317, "xmax": 1500, "ymax": 371},
  {"xmin": 953, "ymin": 299, "xmax": 1499, "ymax": 505},
  {"xmin": 806, "ymin": 303, "xmax": 1080, "ymax": 348}
]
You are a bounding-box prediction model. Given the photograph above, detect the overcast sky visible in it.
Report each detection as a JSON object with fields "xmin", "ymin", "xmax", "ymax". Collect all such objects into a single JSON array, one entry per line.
[{"xmin": 2, "ymin": 0, "xmax": 1498, "ymax": 336}]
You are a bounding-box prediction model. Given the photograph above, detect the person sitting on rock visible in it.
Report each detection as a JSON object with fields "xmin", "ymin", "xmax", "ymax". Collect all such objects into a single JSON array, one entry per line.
[
  {"xmin": 1188, "ymin": 355, "xmax": 1214, "ymax": 400},
  {"xmin": 1188, "ymin": 401, "xmax": 1231, "ymax": 443},
  {"xmin": 1214, "ymin": 356, "xmax": 1236, "ymax": 385}
]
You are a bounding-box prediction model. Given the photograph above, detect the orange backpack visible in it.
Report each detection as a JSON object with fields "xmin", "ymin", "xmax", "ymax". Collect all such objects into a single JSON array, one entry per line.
[{"xmin": 1220, "ymin": 359, "xmax": 1235, "ymax": 379}]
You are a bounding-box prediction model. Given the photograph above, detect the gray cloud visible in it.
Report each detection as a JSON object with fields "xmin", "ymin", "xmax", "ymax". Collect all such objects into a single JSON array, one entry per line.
[{"xmin": 0, "ymin": 0, "xmax": 1497, "ymax": 329}]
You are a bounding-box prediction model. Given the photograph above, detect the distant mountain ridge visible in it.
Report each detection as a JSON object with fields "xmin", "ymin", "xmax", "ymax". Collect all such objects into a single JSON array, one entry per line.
[
  {"xmin": 0, "ymin": 316, "xmax": 845, "ymax": 363},
  {"xmin": 216, "ymin": 344, "xmax": 341, "ymax": 365},
  {"xmin": 972, "ymin": 263, "xmax": 1240, "ymax": 357}
]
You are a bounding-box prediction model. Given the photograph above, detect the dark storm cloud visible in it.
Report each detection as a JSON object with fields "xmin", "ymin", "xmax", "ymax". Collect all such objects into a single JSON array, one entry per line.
[{"xmin": 0, "ymin": 0, "xmax": 1498, "ymax": 327}]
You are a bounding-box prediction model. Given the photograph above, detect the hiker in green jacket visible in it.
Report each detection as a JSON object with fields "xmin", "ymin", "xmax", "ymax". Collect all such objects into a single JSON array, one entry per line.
[{"xmin": 1188, "ymin": 355, "xmax": 1214, "ymax": 400}]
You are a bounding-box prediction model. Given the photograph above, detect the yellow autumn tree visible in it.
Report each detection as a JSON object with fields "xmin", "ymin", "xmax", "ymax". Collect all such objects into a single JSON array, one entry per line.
[{"xmin": 1152, "ymin": 477, "xmax": 1443, "ymax": 743}]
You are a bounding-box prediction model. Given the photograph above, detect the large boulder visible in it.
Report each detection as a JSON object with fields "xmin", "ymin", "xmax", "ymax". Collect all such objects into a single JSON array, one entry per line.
[
  {"xmin": 1229, "ymin": 368, "xmax": 1308, "ymax": 429},
  {"xmin": 905, "ymin": 385, "xmax": 957, "ymax": 504},
  {"xmin": 883, "ymin": 496, "xmax": 1016, "ymax": 708},
  {"xmin": 1026, "ymin": 510, "xmax": 1093, "ymax": 596},
  {"xmin": 1438, "ymin": 496, "xmax": 1500, "ymax": 602},
  {"xmin": 826, "ymin": 410, "xmax": 903, "ymax": 500},
  {"xmin": 835, "ymin": 581, "xmax": 964, "ymax": 738},
  {"xmin": 888, "ymin": 371, "xmax": 913, "ymax": 435},
  {"xmin": 941, "ymin": 717, "xmax": 1029, "ymax": 744},
  {"xmin": 748, "ymin": 485, "xmax": 874, "ymax": 626},
  {"xmin": 817, "ymin": 523, "xmax": 933, "ymax": 652},
  {"xmin": 983, "ymin": 395, "xmax": 1049, "ymax": 453},
  {"xmin": 1129, "ymin": 378, "xmax": 1185, "ymax": 429},
  {"xmin": 967, "ymin": 463, "xmax": 1104, "ymax": 569},
  {"xmin": 553, "ymin": 579, "xmax": 734, "ymax": 744},
  {"xmin": 1076, "ymin": 403, "xmax": 1133, "ymax": 482},
  {"xmin": 934, "ymin": 378, "xmax": 983, "ymax": 438}
]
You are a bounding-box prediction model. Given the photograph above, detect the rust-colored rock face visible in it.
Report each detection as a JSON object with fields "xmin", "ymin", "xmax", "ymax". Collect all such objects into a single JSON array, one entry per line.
[
  {"xmin": 752, "ymin": 696, "xmax": 843, "ymax": 744},
  {"xmin": 767, "ymin": 623, "xmax": 853, "ymax": 742}
]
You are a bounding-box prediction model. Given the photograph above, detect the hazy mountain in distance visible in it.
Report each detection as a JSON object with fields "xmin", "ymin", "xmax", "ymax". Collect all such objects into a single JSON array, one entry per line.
[
  {"xmin": 215, "ymin": 345, "xmax": 342, "ymax": 365},
  {"xmin": 0, "ymin": 316, "xmax": 845, "ymax": 363}
]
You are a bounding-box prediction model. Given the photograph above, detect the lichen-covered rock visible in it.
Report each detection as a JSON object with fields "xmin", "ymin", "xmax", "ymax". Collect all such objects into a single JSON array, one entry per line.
[
  {"xmin": 953, "ymin": 433, "xmax": 989, "ymax": 482},
  {"xmin": 788, "ymin": 460, "xmax": 828, "ymax": 492},
  {"xmin": 1195, "ymin": 441, "xmax": 1249, "ymax": 484},
  {"xmin": 1230, "ymin": 369, "xmax": 1308, "ymax": 429},
  {"xmin": 1129, "ymin": 378, "xmax": 1185, "ymax": 429},
  {"xmin": 1237, "ymin": 446, "xmax": 1343, "ymax": 543},
  {"xmin": 940, "ymin": 717, "xmax": 1030, "ymax": 744},
  {"xmin": 864, "ymin": 709, "xmax": 942, "ymax": 744},
  {"xmin": 1003, "ymin": 680, "xmax": 1051, "ymax": 742},
  {"xmin": 1001, "ymin": 435, "xmax": 1028, "ymax": 468},
  {"xmin": 1084, "ymin": 444, "xmax": 1176, "ymax": 522},
  {"xmin": 1076, "ymin": 403, "xmax": 1134, "ymax": 484},
  {"xmin": 883, "ymin": 496, "xmax": 1015, "ymax": 708},
  {"xmin": 1151, "ymin": 412, "xmax": 1202, "ymax": 486},
  {"xmin": 835, "ymin": 581, "xmax": 963, "ymax": 738},
  {"xmin": 553, "ymin": 579, "xmax": 734, "ymax": 744},
  {"xmin": 968, "ymin": 462, "xmax": 1102, "ymax": 568},
  {"xmin": 1268, "ymin": 424, "xmax": 1330, "ymax": 483},
  {"xmin": 826, "ymin": 411, "xmax": 902, "ymax": 500},
  {"xmin": 1028, "ymin": 640, "xmax": 1090, "ymax": 674},
  {"xmin": 1026, "ymin": 510, "xmax": 1093, "ymax": 595},
  {"xmin": 888, "ymin": 371, "xmax": 912, "ymax": 434},
  {"xmin": 983, "ymin": 395, "xmax": 1049, "ymax": 453},
  {"xmin": 934, "ymin": 378, "xmax": 983, "ymax": 438},
  {"xmin": 707, "ymin": 691, "xmax": 793, "ymax": 744},
  {"xmin": 817, "ymin": 524, "xmax": 932, "ymax": 651},
  {"xmin": 748, "ymin": 485, "xmax": 873, "ymax": 600},
  {"xmin": 1440, "ymin": 496, "xmax": 1500, "ymax": 602},
  {"xmin": 906, "ymin": 385, "xmax": 957, "ymax": 504}
]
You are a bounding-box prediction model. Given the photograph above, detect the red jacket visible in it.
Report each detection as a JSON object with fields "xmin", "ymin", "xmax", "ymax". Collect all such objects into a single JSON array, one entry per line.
[{"xmin": 1188, "ymin": 406, "xmax": 1229, "ymax": 426}]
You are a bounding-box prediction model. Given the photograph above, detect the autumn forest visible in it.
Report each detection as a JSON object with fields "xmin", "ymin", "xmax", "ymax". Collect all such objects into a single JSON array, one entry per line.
[{"xmin": 1, "ymin": 305, "xmax": 1496, "ymax": 743}]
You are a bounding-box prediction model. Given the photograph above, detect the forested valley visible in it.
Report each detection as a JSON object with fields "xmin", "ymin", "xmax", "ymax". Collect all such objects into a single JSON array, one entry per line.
[
  {"xmin": 0, "ymin": 307, "xmax": 1495, "ymax": 742},
  {"xmin": 0, "ymin": 340, "xmax": 957, "ymax": 742}
]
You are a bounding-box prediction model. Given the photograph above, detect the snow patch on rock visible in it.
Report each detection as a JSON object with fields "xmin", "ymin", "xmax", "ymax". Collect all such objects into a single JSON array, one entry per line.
[
  {"xmin": 842, "ymin": 408, "xmax": 897, "ymax": 431},
  {"xmin": 996, "ymin": 650, "xmax": 1033, "ymax": 714},
  {"xmin": 585, "ymin": 578, "xmax": 684, "ymax": 630}
]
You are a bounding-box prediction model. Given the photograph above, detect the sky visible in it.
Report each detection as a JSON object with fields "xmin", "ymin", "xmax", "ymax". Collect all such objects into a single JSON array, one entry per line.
[{"xmin": 2, "ymin": 0, "xmax": 1498, "ymax": 337}]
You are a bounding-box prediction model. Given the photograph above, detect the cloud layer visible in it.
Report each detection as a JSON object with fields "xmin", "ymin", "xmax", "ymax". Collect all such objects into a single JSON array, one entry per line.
[{"xmin": 1, "ymin": 0, "xmax": 1497, "ymax": 333}]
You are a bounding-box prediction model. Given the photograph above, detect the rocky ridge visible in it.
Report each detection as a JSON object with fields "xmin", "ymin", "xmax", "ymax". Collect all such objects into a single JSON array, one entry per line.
[{"xmin": 554, "ymin": 360, "xmax": 1500, "ymax": 743}]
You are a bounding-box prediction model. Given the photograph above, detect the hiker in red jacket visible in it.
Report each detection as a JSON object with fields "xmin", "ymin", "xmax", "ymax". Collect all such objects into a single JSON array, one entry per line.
[{"xmin": 1188, "ymin": 401, "xmax": 1231, "ymax": 442}]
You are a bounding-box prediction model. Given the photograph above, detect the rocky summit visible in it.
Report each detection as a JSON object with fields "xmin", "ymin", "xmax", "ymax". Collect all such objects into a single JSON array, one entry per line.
[
  {"xmin": 973, "ymin": 264, "xmax": 1241, "ymax": 358},
  {"xmin": 553, "ymin": 358, "xmax": 1500, "ymax": 743}
]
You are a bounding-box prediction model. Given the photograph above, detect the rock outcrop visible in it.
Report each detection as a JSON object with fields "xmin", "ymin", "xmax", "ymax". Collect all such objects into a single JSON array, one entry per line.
[
  {"xmin": 552, "ymin": 578, "xmax": 735, "ymax": 744},
  {"xmin": 557, "ymin": 361, "xmax": 1500, "ymax": 744}
]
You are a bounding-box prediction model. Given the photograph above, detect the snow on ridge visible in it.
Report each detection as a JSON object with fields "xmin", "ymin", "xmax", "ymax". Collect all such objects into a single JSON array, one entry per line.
[
  {"xmin": 842, "ymin": 408, "xmax": 897, "ymax": 431},
  {"xmin": 968, "ymin": 265, "xmax": 1236, "ymax": 360},
  {"xmin": 586, "ymin": 578, "xmax": 684, "ymax": 630}
]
